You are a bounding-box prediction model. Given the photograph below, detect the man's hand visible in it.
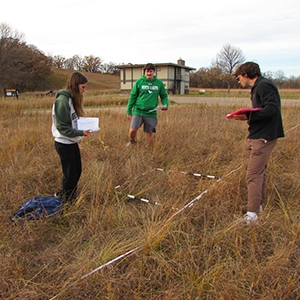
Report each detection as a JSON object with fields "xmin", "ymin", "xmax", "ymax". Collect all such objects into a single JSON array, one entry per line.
[
  {"xmin": 127, "ymin": 114, "xmax": 132, "ymax": 120},
  {"xmin": 233, "ymin": 114, "xmax": 247, "ymax": 121}
]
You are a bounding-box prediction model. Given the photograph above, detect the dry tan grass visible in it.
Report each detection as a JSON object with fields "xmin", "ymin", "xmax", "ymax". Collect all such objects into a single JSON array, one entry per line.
[
  {"xmin": 189, "ymin": 88, "xmax": 300, "ymax": 99},
  {"xmin": 0, "ymin": 93, "xmax": 299, "ymax": 300}
]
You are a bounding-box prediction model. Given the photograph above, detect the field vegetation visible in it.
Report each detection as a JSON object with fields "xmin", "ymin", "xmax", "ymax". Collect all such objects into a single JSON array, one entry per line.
[
  {"xmin": 0, "ymin": 71, "xmax": 299, "ymax": 299},
  {"xmin": 189, "ymin": 88, "xmax": 300, "ymax": 100}
]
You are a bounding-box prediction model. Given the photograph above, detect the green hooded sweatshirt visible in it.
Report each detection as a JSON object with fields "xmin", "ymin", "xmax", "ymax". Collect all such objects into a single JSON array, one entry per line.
[
  {"xmin": 51, "ymin": 89, "xmax": 84, "ymax": 144},
  {"xmin": 126, "ymin": 75, "xmax": 169, "ymax": 118}
]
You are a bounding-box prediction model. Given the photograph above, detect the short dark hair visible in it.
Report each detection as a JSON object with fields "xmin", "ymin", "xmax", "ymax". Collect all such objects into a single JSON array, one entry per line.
[
  {"xmin": 143, "ymin": 63, "xmax": 155, "ymax": 73},
  {"xmin": 235, "ymin": 62, "xmax": 261, "ymax": 79}
]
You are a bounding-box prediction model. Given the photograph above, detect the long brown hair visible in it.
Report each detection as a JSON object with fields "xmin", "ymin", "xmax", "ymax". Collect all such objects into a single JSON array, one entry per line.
[{"xmin": 66, "ymin": 72, "xmax": 88, "ymax": 117}]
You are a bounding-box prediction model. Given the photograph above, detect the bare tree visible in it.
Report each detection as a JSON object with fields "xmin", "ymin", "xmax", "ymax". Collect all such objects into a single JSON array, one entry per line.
[
  {"xmin": 52, "ymin": 55, "xmax": 66, "ymax": 68},
  {"xmin": 72, "ymin": 55, "xmax": 84, "ymax": 71},
  {"xmin": 64, "ymin": 57, "xmax": 75, "ymax": 70},
  {"xmin": 190, "ymin": 66, "xmax": 233, "ymax": 89},
  {"xmin": 272, "ymin": 70, "xmax": 286, "ymax": 87},
  {"xmin": 0, "ymin": 23, "xmax": 51, "ymax": 93},
  {"xmin": 0, "ymin": 22, "xmax": 24, "ymax": 41},
  {"xmin": 83, "ymin": 55, "xmax": 103, "ymax": 73},
  {"xmin": 213, "ymin": 44, "xmax": 245, "ymax": 93},
  {"xmin": 101, "ymin": 62, "xmax": 118, "ymax": 74}
]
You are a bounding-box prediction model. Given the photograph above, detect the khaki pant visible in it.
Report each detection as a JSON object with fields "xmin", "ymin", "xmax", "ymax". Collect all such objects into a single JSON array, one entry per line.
[{"xmin": 246, "ymin": 138, "xmax": 277, "ymax": 213}]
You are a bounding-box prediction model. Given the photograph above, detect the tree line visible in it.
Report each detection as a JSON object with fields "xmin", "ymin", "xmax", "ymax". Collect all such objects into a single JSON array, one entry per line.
[
  {"xmin": 190, "ymin": 44, "xmax": 300, "ymax": 91},
  {"xmin": 51, "ymin": 54, "xmax": 118, "ymax": 75},
  {"xmin": 1, "ymin": 23, "xmax": 299, "ymax": 94},
  {"xmin": 190, "ymin": 65, "xmax": 300, "ymax": 90},
  {"xmin": 0, "ymin": 23, "xmax": 52, "ymax": 93},
  {"xmin": 0, "ymin": 23, "xmax": 119, "ymax": 94}
]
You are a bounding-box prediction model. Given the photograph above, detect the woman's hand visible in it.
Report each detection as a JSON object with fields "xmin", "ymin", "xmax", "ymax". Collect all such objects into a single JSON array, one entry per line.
[{"xmin": 83, "ymin": 130, "xmax": 92, "ymax": 136}]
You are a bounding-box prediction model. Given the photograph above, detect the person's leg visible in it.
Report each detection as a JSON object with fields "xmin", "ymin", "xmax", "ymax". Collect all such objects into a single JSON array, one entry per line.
[
  {"xmin": 129, "ymin": 128, "xmax": 138, "ymax": 142},
  {"xmin": 128, "ymin": 115, "xmax": 143, "ymax": 143},
  {"xmin": 55, "ymin": 142, "xmax": 81, "ymax": 201},
  {"xmin": 246, "ymin": 139, "xmax": 277, "ymax": 213},
  {"xmin": 145, "ymin": 132, "xmax": 154, "ymax": 146},
  {"xmin": 143, "ymin": 117, "xmax": 157, "ymax": 146},
  {"xmin": 72, "ymin": 143, "xmax": 82, "ymax": 194}
]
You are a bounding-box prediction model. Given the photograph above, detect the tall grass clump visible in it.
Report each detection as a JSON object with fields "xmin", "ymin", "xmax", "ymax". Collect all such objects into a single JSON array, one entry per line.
[{"xmin": 0, "ymin": 94, "xmax": 299, "ymax": 300}]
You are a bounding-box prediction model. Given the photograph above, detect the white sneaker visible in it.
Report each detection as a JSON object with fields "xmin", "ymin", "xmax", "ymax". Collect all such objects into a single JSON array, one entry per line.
[
  {"xmin": 125, "ymin": 140, "xmax": 137, "ymax": 148},
  {"xmin": 242, "ymin": 205, "xmax": 263, "ymax": 214},
  {"xmin": 243, "ymin": 212, "xmax": 258, "ymax": 224}
]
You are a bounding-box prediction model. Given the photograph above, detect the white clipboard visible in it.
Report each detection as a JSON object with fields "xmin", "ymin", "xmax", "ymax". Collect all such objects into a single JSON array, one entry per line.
[{"xmin": 77, "ymin": 117, "xmax": 100, "ymax": 132}]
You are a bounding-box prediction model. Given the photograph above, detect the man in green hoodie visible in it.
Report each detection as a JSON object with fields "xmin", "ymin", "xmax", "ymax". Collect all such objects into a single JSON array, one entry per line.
[{"xmin": 126, "ymin": 63, "xmax": 169, "ymax": 147}]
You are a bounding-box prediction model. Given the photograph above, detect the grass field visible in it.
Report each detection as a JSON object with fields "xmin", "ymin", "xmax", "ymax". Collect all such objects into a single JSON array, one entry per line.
[
  {"xmin": 26, "ymin": 68, "xmax": 300, "ymax": 100},
  {"xmin": 0, "ymin": 75, "xmax": 299, "ymax": 299},
  {"xmin": 189, "ymin": 88, "xmax": 300, "ymax": 100}
]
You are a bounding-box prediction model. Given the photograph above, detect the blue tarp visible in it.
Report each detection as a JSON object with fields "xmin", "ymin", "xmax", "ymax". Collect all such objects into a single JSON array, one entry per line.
[{"xmin": 10, "ymin": 196, "xmax": 63, "ymax": 222}]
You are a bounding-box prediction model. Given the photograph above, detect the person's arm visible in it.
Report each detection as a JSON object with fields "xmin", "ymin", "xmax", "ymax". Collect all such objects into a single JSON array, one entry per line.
[
  {"xmin": 159, "ymin": 82, "xmax": 169, "ymax": 110},
  {"xmin": 126, "ymin": 81, "xmax": 139, "ymax": 115},
  {"xmin": 54, "ymin": 98, "xmax": 84, "ymax": 137}
]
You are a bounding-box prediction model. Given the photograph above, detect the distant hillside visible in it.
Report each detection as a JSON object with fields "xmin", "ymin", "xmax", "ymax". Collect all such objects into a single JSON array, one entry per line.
[{"xmin": 45, "ymin": 68, "xmax": 120, "ymax": 93}]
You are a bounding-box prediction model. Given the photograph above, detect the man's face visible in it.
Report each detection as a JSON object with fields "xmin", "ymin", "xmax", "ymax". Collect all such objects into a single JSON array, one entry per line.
[
  {"xmin": 236, "ymin": 75, "xmax": 249, "ymax": 88},
  {"xmin": 145, "ymin": 69, "xmax": 155, "ymax": 80}
]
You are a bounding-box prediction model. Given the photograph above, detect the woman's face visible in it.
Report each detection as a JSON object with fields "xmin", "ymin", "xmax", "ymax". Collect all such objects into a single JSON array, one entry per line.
[{"xmin": 78, "ymin": 83, "xmax": 87, "ymax": 95}]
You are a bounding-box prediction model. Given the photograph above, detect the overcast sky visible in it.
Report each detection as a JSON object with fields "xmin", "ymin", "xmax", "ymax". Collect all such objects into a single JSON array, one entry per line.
[{"xmin": 1, "ymin": 0, "xmax": 299, "ymax": 77}]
